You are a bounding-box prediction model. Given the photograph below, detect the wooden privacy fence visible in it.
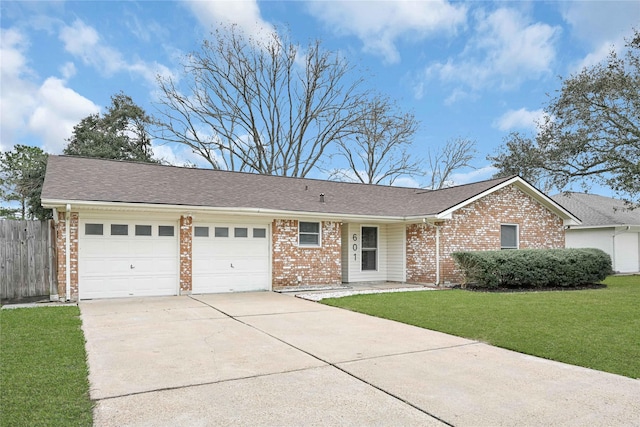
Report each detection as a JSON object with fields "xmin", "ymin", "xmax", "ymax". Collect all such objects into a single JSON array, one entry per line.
[{"xmin": 0, "ymin": 220, "xmax": 57, "ymax": 301}]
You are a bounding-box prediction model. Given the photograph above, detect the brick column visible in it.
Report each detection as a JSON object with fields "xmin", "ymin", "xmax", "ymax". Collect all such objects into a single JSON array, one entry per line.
[
  {"xmin": 179, "ymin": 215, "xmax": 193, "ymax": 294},
  {"xmin": 55, "ymin": 211, "xmax": 79, "ymax": 300}
]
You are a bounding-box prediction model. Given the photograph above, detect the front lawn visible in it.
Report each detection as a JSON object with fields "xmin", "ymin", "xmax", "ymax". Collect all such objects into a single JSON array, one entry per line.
[
  {"xmin": 322, "ymin": 275, "xmax": 640, "ymax": 379},
  {"xmin": 0, "ymin": 306, "xmax": 93, "ymax": 426}
]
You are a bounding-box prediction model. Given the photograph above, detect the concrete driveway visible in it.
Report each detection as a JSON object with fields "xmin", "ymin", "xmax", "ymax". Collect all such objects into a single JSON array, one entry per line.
[{"xmin": 81, "ymin": 292, "xmax": 640, "ymax": 426}]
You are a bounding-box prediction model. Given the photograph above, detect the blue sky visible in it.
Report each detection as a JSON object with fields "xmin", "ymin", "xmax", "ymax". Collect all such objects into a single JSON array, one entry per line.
[{"xmin": 1, "ymin": 0, "xmax": 638, "ymax": 192}]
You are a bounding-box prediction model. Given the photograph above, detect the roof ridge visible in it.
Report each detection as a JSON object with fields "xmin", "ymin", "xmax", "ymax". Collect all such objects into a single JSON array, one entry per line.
[
  {"xmin": 51, "ymin": 155, "xmax": 424, "ymax": 191},
  {"xmin": 415, "ymin": 174, "xmax": 515, "ymax": 195}
]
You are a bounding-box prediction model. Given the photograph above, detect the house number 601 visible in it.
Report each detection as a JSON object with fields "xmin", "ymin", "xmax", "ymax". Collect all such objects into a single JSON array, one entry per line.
[{"xmin": 352, "ymin": 233, "xmax": 358, "ymax": 261}]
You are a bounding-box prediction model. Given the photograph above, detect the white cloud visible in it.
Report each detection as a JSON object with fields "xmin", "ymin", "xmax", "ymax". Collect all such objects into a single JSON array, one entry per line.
[
  {"xmin": 28, "ymin": 77, "xmax": 100, "ymax": 152},
  {"xmin": 182, "ymin": 0, "xmax": 274, "ymax": 44},
  {"xmin": 494, "ymin": 108, "xmax": 546, "ymax": 132},
  {"xmin": 59, "ymin": 61, "xmax": 76, "ymax": 79},
  {"xmin": 152, "ymin": 142, "xmax": 223, "ymax": 168},
  {"xmin": 391, "ymin": 176, "xmax": 421, "ymax": 188},
  {"xmin": 0, "ymin": 28, "xmax": 37, "ymax": 152},
  {"xmin": 306, "ymin": 0, "xmax": 467, "ymax": 64},
  {"xmin": 421, "ymin": 7, "xmax": 560, "ymax": 98},
  {"xmin": 449, "ymin": 165, "xmax": 498, "ymax": 186},
  {"xmin": 559, "ymin": 2, "xmax": 639, "ymax": 73},
  {"xmin": 0, "ymin": 27, "xmax": 99, "ymax": 153},
  {"xmin": 560, "ymin": 2, "xmax": 639, "ymax": 48},
  {"xmin": 59, "ymin": 19, "xmax": 172, "ymax": 85}
]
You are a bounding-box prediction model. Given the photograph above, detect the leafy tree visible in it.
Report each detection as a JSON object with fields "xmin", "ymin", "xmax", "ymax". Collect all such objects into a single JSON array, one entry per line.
[
  {"xmin": 426, "ymin": 137, "xmax": 477, "ymax": 189},
  {"xmin": 490, "ymin": 29, "xmax": 640, "ymax": 204},
  {"xmin": 155, "ymin": 25, "xmax": 368, "ymax": 177},
  {"xmin": 64, "ymin": 93, "xmax": 156, "ymax": 162},
  {"xmin": 487, "ymin": 132, "xmax": 553, "ymax": 192},
  {"xmin": 0, "ymin": 145, "xmax": 50, "ymax": 220},
  {"xmin": 328, "ymin": 96, "xmax": 420, "ymax": 185}
]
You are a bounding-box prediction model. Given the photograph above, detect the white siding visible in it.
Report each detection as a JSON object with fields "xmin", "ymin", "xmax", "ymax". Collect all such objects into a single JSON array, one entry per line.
[
  {"xmin": 614, "ymin": 231, "xmax": 640, "ymax": 273},
  {"xmin": 565, "ymin": 227, "xmax": 640, "ymax": 273},
  {"xmin": 565, "ymin": 228, "xmax": 613, "ymax": 256},
  {"xmin": 343, "ymin": 222, "xmax": 388, "ymax": 283},
  {"xmin": 341, "ymin": 225, "xmax": 350, "ymax": 282},
  {"xmin": 386, "ymin": 223, "xmax": 406, "ymax": 282}
]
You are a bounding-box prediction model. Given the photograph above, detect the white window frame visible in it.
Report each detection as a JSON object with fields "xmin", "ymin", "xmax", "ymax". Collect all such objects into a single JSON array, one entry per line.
[
  {"xmin": 298, "ymin": 221, "xmax": 321, "ymax": 247},
  {"xmin": 361, "ymin": 226, "xmax": 378, "ymax": 271},
  {"xmin": 500, "ymin": 224, "xmax": 519, "ymax": 250}
]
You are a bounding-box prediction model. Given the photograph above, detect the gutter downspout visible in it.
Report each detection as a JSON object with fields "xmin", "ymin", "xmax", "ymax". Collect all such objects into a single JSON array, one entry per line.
[
  {"xmin": 435, "ymin": 223, "xmax": 441, "ymax": 286},
  {"xmin": 65, "ymin": 204, "xmax": 71, "ymax": 302},
  {"xmin": 50, "ymin": 208, "xmax": 59, "ymax": 301}
]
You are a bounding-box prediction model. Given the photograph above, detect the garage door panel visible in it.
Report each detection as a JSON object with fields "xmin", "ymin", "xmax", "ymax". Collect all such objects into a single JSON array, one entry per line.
[
  {"xmin": 81, "ymin": 257, "xmax": 131, "ymax": 277},
  {"xmin": 81, "ymin": 277, "xmax": 131, "ymax": 299},
  {"xmin": 79, "ymin": 219, "xmax": 179, "ymax": 299},
  {"xmin": 192, "ymin": 223, "xmax": 270, "ymax": 294},
  {"xmin": 130, "ymin": 256, "xmax": 176, "ymax": 274},
  {"xmin": 128, "ymin": 277, "xmax": 175, "ymax": 296}
]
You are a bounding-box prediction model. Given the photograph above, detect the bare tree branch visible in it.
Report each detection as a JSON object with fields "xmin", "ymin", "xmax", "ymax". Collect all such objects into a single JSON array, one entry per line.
[
  {"xmin": 427, "ymin": 137, "xmax": 478, "ymax": 189},
  {"xmin": 154, "ymin": 25, "xmax": 367, "ymax": 177},
  {"xmin": 328, "ymin": 96, "xmax": 420, "ymax": 185}
]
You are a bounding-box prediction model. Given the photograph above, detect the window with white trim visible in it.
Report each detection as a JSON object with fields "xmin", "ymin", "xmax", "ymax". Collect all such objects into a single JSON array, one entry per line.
[
  {"xmin": 361, "ymin": 226, "xmax": 377, "ymax": 270},
  {"xmin": 500, "ymin": 224, "xmax": 518, "ymax": 249},
  {"xmin": 299, "ymin": 221, "xmax": 320, "ymax": 247}
]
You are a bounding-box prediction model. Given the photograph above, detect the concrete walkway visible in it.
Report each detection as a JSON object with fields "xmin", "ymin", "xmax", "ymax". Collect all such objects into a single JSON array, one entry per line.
[{"xmin": 80, "ymin": 292, "xmax": 640, "ymax": 426}]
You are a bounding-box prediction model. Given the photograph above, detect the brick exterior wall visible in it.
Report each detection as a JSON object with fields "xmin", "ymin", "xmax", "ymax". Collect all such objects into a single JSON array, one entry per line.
[
  {"xmin": 56, "ymin": 211, "xmax": 79, "ymax": 300},
  {"xmin": 272, "ymin": 219, "xmax": 342, "ymax": 287},
  {"xmin": 179, "ymin": 215, "xmax": 193, "ymax": 294},
  {"xmin": 407, "ymin": 185, "xmax": 565, "ymax": 285}
]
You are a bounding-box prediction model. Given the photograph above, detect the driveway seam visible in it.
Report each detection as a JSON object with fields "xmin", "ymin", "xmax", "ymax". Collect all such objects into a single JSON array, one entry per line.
[
  {"xmin": 92, "ymin": 365, "xmax": 327, "ymax": 402},
  {"xmin": 335, "ymin": 341, "xmax": 481, "ymax": 365},
  {"xmin": 189, "ymin": 295, "xmax": 455, "ymax": 427}
]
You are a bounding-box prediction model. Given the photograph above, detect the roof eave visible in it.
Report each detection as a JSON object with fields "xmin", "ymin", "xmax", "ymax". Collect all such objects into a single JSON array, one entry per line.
[{"xmin": 41, "ymin": 198, "xmax": 422, "ymax": 223}]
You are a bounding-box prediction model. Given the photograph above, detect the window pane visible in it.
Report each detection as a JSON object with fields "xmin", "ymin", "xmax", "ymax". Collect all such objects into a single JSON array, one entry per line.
[
  {"xmin": 299, "ymin": 233, "xmax": 319, "ymax": 245},
  {"xmin": 234, "ymin": 227, "xmax": 248, "ymax": 238},
  {"xmin": 300, "ymin": 222, "xmax": 319, "ymax": 233},
  {"xmin": 362, "ymin": 249, "xmax": 377, "ymax": 270},
  {"xmin": 111, "ymin": 224, "xmax": 128, "ymax": 236},
  {"xmin": 501, "ymin": 225, "xmax": 517, "ymax": 248},
  {"xmin": 194, "ymin": 226, "xmax": 209, "ymax": 237},
  {"xmin": 253, "ymin": 228, "xmax": 266, "ymax": 238},
  {"xmin": 85, "ymin": 223, "xmax": 103, "ymax": 235},
  {"xmin": 135, "ymin": 225, "xmax": 152, "ymax": 236},
  {"xmin": 158, "ymin": 225, "xmax": 174, "ymax": 237},
  {"xmin": 362, "ymin": 227, "xmax": 377, "ymax": 249},
  {"xmin": 214, "ymin": 227, "xmax": 229, "ymax": 237}
]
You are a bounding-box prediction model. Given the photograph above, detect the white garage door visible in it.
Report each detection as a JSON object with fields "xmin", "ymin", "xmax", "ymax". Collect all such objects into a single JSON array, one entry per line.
[
  {"xmin": 79, "ymin": 219, "xmax": 179, "ymax": 299},
  {"xmin": 192, "ymin": 223, "xmax": 270, "ymax": 293},
  {"xmin": 614, "ymin": 232, "xmax": 640, "ymax": 273}
]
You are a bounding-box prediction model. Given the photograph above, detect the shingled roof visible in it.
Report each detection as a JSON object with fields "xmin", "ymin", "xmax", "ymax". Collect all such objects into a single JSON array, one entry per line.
[
  {"xmin": 42, "ymin": 155, "xmax": 542, "ymax": 219},
  {"xmin": 551, "ymin": 192, "xmax": 639, "ymax": 227}
]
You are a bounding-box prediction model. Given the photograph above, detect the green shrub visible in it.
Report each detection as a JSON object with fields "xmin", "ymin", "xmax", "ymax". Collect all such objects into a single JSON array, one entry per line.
[{"xmin": 451, "ymin": 248, "xmax": 612, "ymax": 289}]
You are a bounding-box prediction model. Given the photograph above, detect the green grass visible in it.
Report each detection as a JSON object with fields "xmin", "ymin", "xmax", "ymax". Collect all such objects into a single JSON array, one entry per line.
[
  {"xmin": 0, "ymin": 306, "xmax": 93, "ymax": 426},
  {"xmin": 323, "ymin": 275, "xmax": 640, "ymax": 379}
]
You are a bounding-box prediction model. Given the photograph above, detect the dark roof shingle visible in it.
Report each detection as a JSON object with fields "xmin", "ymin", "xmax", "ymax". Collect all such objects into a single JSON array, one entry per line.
[
  {"xmin": 42, "ymin": 155, "xmax": 515, "ymax": 218},
  {"xmin": 550, "ymin": 192, "xmax": 639, "ymax": 226}
]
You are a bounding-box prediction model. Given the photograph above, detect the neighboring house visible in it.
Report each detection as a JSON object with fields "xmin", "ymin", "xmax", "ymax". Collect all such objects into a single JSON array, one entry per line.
[
  {"xmin": 41, "ymin": 156, "xmax": 580, "ymax": 300},
  {"xmin": 551, "ymin": 192, "xmax": 640, "ymax": 273}
]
